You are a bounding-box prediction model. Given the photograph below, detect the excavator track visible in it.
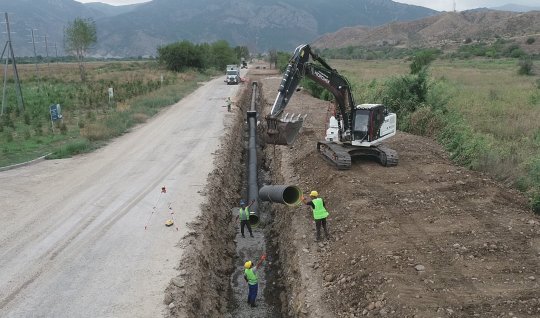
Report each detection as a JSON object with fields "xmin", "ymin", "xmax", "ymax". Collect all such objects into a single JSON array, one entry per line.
[
  {"xmin": 317, "ymin": 141, "xmax": 399, "ymax": 169},
  {"xmin": 317, "ymin": 141, "xmax": 352, "ymax": 170},
  {"xmin": 375, "ymin": 144, "xmax": 399, "ymax": 167}
]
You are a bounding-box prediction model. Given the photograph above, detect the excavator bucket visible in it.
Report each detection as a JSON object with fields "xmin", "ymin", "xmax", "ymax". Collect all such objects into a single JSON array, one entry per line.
[{"xmin": 266, "ymin": 114, "xmax": 306, "ymax": 145}]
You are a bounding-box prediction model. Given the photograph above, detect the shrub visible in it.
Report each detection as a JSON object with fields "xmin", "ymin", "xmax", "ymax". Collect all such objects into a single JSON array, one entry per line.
[
  {"xmin": 5, "ymin": 131, "xmax": 14, "ymax": 142},
  {"xmin": 526, "ymin": 37, "xmax": 536, "ymax": 45},
  {"xmin": 382, "ymin": 69, "xmax": 430, "ymax": 121},
  {"xmin": 532, "ymin": 192, "xmax": 540, "ymax": 214},
  {"xmin": 23, "ymin": 113, "xmax": 31, "ymax": 125},
  {"xmin": 60, "ymin": 122, "xmax": 68, "ymax": 135},
  {"xmin": 410, "ymin": 49, "xmax": 438, "ymax": 74},
  {"xmin": 301, "ymin": 78, "xmax": 331, "ymax": 102},
  {"xmin": 407, "ymin": 106, "xmax": 444, "ymax": 136},
  {"xmin": 518, "ymin": 59, "xmax": 534, "ymax": 75}
]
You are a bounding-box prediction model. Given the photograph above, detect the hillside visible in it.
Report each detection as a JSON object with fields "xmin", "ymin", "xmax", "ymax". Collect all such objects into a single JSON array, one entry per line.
[
  {"xmin": 0, "ymin": 0, "xmax": 437, "ymax": 57},
  {"xmin": 313, "ymin": 10, "xmax": 540, "ymax": 51}
]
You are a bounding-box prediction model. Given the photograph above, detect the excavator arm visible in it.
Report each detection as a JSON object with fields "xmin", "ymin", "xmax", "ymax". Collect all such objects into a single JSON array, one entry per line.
[
  {"xmin": 266, "ymin": 44, "xmax": 399, "ymax": 168},
  {"xmin": 267, "ymin": 44, "xmax": 356, "ymax": 144}
]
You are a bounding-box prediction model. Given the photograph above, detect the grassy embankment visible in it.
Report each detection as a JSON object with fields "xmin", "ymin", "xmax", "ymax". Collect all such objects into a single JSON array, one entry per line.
[
  {"xmin": 331, "ymin": 59, "xmax": 540, "ymax": 211},
  {"xmin": 0, "ymin": 61, "xmax": 212, "ymax": 167}
]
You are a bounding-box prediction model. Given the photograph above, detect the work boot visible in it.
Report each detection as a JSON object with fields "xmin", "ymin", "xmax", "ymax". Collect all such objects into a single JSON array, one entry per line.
[
  {"xmin": 251, "ymin": 302, "xmax": 257, "ymax": 308},
  {"xmin": 250, "ymin": 234, "xmax": 254, "ymax": 238},
  {"xmin": 242, "ymin": 234, "xmax": 245, "ymax": 238}
]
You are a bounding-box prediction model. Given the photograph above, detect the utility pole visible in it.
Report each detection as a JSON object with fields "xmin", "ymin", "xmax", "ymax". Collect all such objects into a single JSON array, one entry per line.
[
  {"xmin": 53, "ymin": 42, "xmax": 59, "ymax": 64},
  {"xmin": 1, "ymin": 12, "xmax": 24, "ymax": 113},
  {"xmin": 453, "ymin": 0, "xmax": 456, "ymax": 12},
  {"xmin": 43, "ymin": 33, "xmax": 50, "ymax": 76},
  {"xmin": 28, "ymin": 28, "xmax": 40, "ymax": 78}
]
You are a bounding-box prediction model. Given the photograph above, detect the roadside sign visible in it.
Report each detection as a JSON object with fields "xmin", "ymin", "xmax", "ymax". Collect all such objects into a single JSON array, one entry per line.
[{"xmin": 49, "ymin": 104, "xmax": 62, "ymax": 121}]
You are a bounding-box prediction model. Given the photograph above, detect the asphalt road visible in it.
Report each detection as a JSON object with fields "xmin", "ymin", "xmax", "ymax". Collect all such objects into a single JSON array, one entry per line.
[{"xmin": 0, "ymin": 75, "xmax": 242, "ymax": 317}]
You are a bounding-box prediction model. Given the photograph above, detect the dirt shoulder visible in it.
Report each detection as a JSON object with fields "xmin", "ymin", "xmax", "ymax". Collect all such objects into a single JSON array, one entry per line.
[{"xmin": 260, "ymin": 72, "xmax": 540, "ymax": 317}]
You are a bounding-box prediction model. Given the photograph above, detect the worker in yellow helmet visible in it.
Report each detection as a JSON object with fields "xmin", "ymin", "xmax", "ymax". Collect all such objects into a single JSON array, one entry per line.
[
  {"xmin": 301, "ymin": 190, "xmax": 330, "ymax": 242},
  {"xmin": 244, "ymin": 254, "xmax": 266, "ymax": 307}
]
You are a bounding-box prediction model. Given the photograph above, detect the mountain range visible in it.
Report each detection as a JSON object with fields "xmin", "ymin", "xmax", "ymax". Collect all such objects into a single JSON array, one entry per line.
[
  {"xmin": 0, "ymin": 0, "xmax": 538, "ymax": 58},
  {"xmin": 312, "ymin": 10, "xmax": 540, "ymax": 53},
  {"xmin": 1, "ymin": 0, "xmax": 436, "ymax": 57}
]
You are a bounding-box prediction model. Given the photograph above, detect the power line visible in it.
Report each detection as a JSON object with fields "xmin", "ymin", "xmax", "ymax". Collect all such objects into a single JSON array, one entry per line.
[
  {"xmin": 1, "ymin": 12, "xmax": 24, "ymax": 114},
  {"xmin": 28, "ymin": 28, "xmax": 40, "ymax": 78}
]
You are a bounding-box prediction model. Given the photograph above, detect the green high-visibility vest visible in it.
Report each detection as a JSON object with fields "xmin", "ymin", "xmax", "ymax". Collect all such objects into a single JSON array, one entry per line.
[
  {"xmin": 244, "ymin": 268, "xmax": 258, "ymax": 285},
  {"xmin": 312, "ymin": 198, "xmax": 329, "ymax": 220},
  {"xmin": 239, "ymin": 207, "xmax": 250, "ymax": 221}
]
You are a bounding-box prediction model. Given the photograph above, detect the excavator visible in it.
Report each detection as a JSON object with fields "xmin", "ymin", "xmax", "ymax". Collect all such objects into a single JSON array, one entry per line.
[{"xmin": 266, "ymin": 44, "xmax": 398, "ymax": 170}]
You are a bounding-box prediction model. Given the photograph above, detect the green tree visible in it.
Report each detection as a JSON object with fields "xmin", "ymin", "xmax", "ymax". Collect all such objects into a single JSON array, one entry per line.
[
  {"xmin": 209, "ymin": 40, "xmax": 237, "ymax": 70},
  {"xmin": 409, "ymin": 49, "xmax": 438, "ymax": 75},
  {"xmin": 277, "ymin": 52, "xmax": 290, "ymax": 72},
  {"xmin": 234, "ymin": 46, "xmax": 250, "ymax": 60},
  {"xmin": 268, "ymin": 49, "xmax": 278, "ymax": 69},
  {"xmin": 64, "ymin": 18, "xmax": 97, "ymax": 82}
]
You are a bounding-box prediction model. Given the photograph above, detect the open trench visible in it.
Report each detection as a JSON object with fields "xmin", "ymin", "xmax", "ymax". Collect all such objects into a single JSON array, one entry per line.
[{"xmin": 165, "ymin": 78, "xmax": 301, "ymax": 318}]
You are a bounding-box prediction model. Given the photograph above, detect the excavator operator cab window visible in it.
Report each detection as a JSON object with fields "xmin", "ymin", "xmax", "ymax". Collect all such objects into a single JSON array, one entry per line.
[
  {"xmin": 353, "ymin": 109, "xmax": 369, "ymax": 131},
  {"xmin": 353, "ymin": 109, "xmax": 370, "ymax": 141}
]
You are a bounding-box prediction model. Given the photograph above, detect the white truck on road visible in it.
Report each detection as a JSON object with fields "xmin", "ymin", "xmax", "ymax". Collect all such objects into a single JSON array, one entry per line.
[{"xmin": 225, "ymin": 64, "xmax": 240, "ymax": 85}]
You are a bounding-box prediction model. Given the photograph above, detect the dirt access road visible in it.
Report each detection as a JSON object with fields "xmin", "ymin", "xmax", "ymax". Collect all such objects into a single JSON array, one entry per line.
[
  {"xmin": 0, "ymin": 75, "xmax": 242, "ymax": 317},
  {"xmin": 259, "ymin": 73, "xmax": 540, "ymax": 317}
]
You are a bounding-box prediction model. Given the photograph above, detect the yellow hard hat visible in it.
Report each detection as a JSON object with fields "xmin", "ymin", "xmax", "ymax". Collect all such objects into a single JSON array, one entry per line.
[
  {"xmin": 310, "ymin": 190, "xmax": 318, "ymax": 197},
  {"xmin": 244, "ymin": 261, "xmax": 252, "ymax": 269}
]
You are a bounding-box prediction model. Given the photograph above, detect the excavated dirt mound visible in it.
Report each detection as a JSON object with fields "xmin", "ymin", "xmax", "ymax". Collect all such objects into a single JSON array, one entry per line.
[{"xmin": 260, "ymin": 71, "xmax": 540, "ymax": 317}]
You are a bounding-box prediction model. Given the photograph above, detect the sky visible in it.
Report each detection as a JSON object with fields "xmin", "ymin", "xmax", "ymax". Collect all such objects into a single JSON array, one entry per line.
[
  {"xmin": 76, "ymin": 0, "xmax": 149, "ymax": 6},
  {"xmin": 75, "ymin": 0, "xmax": 540, "ymax": 11},
  {"xmin": 396, "ymin": 0, "xmax": 539, "ymax": 11}
]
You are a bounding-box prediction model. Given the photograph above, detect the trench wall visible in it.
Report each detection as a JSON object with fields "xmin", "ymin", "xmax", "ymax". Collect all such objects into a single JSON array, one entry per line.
[
  {"xmin": 259, "ymin": 84, "xmax": 311, "ymax": 317},
  {"xmin": 165, "ymin": 83, "xmax": 253, "ymax": 317}
]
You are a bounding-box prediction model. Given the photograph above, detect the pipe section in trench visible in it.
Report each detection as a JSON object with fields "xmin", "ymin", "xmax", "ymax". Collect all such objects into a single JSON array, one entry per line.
[
  {"xmin": 247, "ymin": 81, "xmax": 259, "ymax": 225},
  {"xmin": 259, "ymin": 185, "xmax": 302, "ymax": 206}
]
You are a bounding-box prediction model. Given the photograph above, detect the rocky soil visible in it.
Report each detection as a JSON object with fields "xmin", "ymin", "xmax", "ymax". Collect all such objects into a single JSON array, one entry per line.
[
  {"xmin": 165, "ymin": 65, "xmax": 540, "ymax": 318},
  {"xmin": 259, "ymin": 69, "xmax": 540, "ymax": 318}
]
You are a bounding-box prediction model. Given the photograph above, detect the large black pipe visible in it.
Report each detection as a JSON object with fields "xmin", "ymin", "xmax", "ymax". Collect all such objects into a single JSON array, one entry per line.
[
  {"xmin": 259, "ymin": 185, "xmax": 302, "ymax": 206},
  {"xmin": 247, "ymin": 81, "xmax": 259, "ymax": 225}
]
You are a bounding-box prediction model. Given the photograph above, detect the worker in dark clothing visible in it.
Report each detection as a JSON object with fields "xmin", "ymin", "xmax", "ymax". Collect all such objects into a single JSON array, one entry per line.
[
  {"xmin": 301, "ymin": 190, "xmax": 330, "ymax": 241},
  {"xmin": 238, "ymin": 199, "xmax": 254, "ymax": 238},
  {"xmin": 244, "ymin": 255, "xmax": 266, "ymax": 307}
]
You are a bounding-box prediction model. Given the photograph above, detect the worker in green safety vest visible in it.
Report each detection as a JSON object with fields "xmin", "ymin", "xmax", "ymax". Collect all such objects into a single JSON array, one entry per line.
[
  {"xmin": 237, "ymin": 199, "xmax": 255, "ymax": 238},
  {"xmin": 301, "ymin": 190, "xmax": 330, "ymax": 241},
  {"xmin": 244, "ymin": 254, "xmax": 266, "ymax": 307}
]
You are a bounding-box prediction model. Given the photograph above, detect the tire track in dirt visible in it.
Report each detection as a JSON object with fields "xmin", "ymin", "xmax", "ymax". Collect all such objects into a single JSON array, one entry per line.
[{"xmin": 0, "ymin": 140, "xmax": 198, "ymax": 310}]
